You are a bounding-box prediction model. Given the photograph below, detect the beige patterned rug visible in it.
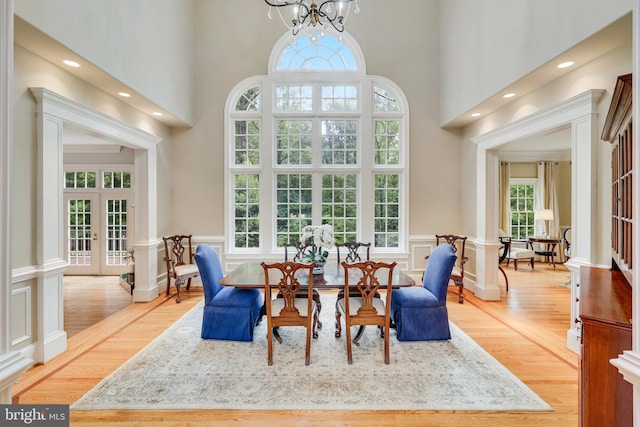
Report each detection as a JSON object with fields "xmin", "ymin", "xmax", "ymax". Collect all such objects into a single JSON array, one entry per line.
[{"xmin": 72, "ymin": 295, "xmax": 552, "ymax": 411}]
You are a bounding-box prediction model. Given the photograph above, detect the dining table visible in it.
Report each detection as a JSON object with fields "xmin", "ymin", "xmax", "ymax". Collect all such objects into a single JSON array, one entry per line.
[{"xmin": 220, "ymin": 260, "xmax": 416, "ymax": 342}]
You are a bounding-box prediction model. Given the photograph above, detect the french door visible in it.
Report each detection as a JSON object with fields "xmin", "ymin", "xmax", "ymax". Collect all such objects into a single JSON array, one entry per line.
[{"xmin": 64, "ymin": 168, "xmax": 134, "ymax": 275}]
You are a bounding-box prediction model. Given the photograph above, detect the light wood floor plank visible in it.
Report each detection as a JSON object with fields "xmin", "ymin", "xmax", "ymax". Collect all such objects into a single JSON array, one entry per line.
[{"xmin": 13, "ymin": 263, "xmax": 578, "ymax": 426}]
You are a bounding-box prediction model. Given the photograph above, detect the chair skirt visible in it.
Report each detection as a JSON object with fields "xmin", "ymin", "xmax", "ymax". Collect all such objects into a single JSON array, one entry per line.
[
  {"xmin": 201, "ymin": 287, "xmax": 263, "ymax": 341},
  {"xmin": 391, "ymin": 289, "xmax": 451, "ymax": 341}
]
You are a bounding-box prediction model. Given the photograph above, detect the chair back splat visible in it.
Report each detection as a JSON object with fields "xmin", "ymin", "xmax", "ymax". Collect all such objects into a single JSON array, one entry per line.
[
  {"xmin": 392, "ymin": 244, "xmax": 457, "ymax": 341},
  {"xmin": 163, "ymin": 234, "xmax": 200, "ymax": 303},
  {"xmin": 337, "ymin": 260, "xmax": 396, "ymax": 364},
  {"xmin": 194, "ymin": 245, "xmax": 263, "ymax": 341},
  {"xmin": 261, "ymin": 261, "xmax": 317, "ymax": 366},
  {"xmin": 336, "ymin": 242, "xmax": 371, "ymax": 265}
]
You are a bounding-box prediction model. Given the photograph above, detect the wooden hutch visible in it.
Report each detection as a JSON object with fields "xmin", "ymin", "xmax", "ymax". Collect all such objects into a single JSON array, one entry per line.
[{"xmin": 578, "ymin": 73, "xmax": 633, "ymax": 427}]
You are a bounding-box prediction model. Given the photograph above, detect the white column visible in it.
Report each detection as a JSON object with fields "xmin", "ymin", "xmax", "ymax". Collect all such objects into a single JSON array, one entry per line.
[
  {"xmin": 473, "ymin": 147, "xmax": 502, "ymax": 301},
  {"xmin": 132, "ymin": 146, "xmax": 160, "ymax": 302},
  {"xmin": 30, "ymin": 93, "xmax": 68, "ymax": 363},
  {"xmin": 0, "ymin": 0, "xmax": 32, "ymax": 402}
]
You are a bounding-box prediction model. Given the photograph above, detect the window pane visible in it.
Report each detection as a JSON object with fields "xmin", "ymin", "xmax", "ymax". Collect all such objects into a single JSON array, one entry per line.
[
  {"xmin": 234, "ymin": 120, "xmax": 261, "ymax": 165},
  {"xmin": 373, "ymin": 174, "xmax": 400, "ymax": 248},
  {"xmin": 374, "ymin": 120, "xmax": 400, "ymax": 165},
  {"xmin": 233, "ymin": 174, "xmax": 260, "ymax": 248},
  {"xmin": 322, "ymin": 174, "xmax": 358, "ymax": 244},
  {"xmin": 64, "ymin": 171, "xmax": 97, "ymax": 189},
  {"xmin": 321, "ymin": 85, "xmax": 358, "ymax": 112},
  {"xmin": 374, "ymin": 85, "xmax": 399, "ymax": 111},
  {"xmin": 103, "ymin": 172, "xmax": 131, "ymax": 189},
  {"xmin": 275, "ymin": 174, "xmax": 312, "ymax": 246},
  {"xmin": 276, "ymin": 120, "xmax": 312, "ymax": 165},
  {"xmin": 235, "ymin": 86, "xmax": 260, "ymax": 111},
  {"xmin": 321, "ymin": 120, "xmax": 357, "ymax": 165},
  {"xmin": 509, "ymin": 183, "xmax": 536, "ymax": 239},
  {"xmin": 275, "ymin": 85, "xmax": 313, "ymax": 112}
]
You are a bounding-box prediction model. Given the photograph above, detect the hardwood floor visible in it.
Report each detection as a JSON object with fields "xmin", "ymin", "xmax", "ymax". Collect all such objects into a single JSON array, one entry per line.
[
  {"xmin": 13, "ymin": 262, "xmax": 578, "ymax": 426},
  {"xmin": 63, "ymin": 275, "xmax": 133, "ymax": 338}
]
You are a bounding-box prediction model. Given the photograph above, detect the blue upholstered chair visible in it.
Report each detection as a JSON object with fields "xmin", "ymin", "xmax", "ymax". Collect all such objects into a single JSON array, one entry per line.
[
  {"xmin": 390, "ymin": 244, "xmax": 457, "ymax": 341},
  {"xmin": 194, "ymin": 244, "xmax": 263, "ymax": 341}
]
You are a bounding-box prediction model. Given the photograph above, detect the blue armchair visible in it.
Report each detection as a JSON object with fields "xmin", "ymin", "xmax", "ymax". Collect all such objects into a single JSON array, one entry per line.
[
  {"xmin": 391, "ymin": 243, "xmax": 457, "ymax": 341},
  {"xmin": 194, "ymin": 244, "xmax": 263, "ymax": 341}
]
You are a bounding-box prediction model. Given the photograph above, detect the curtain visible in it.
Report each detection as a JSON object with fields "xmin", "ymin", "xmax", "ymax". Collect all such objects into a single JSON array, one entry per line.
[
  {"xmin": 544, "ymin": 161, "xmax": 560, "ymax": 238},
  {"xmin": 499, "ymin": 162, "xmax": 510, "ymax": 234}
]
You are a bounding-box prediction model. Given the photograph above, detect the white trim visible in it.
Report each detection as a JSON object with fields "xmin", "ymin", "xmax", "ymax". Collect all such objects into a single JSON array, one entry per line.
[
  {"xmin": 473, "ymin": 89, "xmax": 604, "ymax": 353},
  {"xmin": 27, "ymin": 88, "xmax": 161, "ymax": 363},
  {"xmin": 0, "ymin": 0, "xmax": 32, "ymax": 404}
]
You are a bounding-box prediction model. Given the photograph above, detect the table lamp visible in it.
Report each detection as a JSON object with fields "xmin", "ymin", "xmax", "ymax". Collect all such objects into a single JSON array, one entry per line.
[{"xmin": 534, "ymin": 209, "xmax": 554, "ymax": 236}]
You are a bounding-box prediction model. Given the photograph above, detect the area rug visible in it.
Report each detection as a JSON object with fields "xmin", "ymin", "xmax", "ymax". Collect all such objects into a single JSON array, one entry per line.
[{"xmin": 72, "ymin": 295, "xmax": 552, "ymax": 411}]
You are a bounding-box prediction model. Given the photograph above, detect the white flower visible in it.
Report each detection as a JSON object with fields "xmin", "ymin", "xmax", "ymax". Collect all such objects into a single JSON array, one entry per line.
[{"xmin": 299, "ymin": 224, "xmax": 334, "ymax": 262}]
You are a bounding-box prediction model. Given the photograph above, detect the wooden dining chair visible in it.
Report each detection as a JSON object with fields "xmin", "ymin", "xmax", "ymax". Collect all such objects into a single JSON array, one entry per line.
[
  {"xmin": 336, "ymin": 260, "xmax": 396, "ymax": 364},
  {"xmin": 163, "ymin": 234, "xmax": 200, "ymax": 303},
  {"xmin": 283, "ymin": 241, "xmax": 323, "ymax": 330},
  {"xmin": 334, "ymin": 242, "xmax": 372, "ymax": 338},
  {"xmin": 261, "ymin": 261, "xmax": 317, "ymax": 366}
]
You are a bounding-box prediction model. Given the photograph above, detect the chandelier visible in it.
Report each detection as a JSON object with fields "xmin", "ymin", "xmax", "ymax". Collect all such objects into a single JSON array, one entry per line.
[{"xmin": 265, "ymin": 1, "xmax": 360, "ymax": 36}]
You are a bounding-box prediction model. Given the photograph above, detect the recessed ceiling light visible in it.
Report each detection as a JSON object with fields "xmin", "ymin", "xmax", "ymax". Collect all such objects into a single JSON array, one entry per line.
[
  {"xmin": 471, "ymin": 112, "xmax": 481, "ymax": 117},
  {"xmin": 557, "ymin": 61, "xmax": 575, "ymax": 69},
  {"xmin": 152, "ymin": 112, "xmax": 163, "ymax": 117},
  {"xmin": 118, "ymin": 92, "xmax": 131, "ymax": 98},
  {"xmin": 63, "ymin": 59, "xmax": 80, "ymax": 68},
  {"xmin": 503, "ymin": 93, "xmax": 516, "ymax": 99}
]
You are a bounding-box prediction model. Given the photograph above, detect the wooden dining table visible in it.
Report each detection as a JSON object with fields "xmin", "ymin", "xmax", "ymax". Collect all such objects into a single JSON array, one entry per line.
[
  {"xmin": 220, "ymin": 260, "xmax": 416, "ymax": 343},
  {"xmin": 220, "ymin": 260, "xmax": 416, "ymax": 289}
]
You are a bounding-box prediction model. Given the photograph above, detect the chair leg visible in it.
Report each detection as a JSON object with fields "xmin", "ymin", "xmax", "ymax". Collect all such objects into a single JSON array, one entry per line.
[
  {"xmin": 454, "ymin": 278, "xmax": 464, "ymax": 304},
  {"xmin": 335, "ymin": 302, "xmax": 343, "ymax": 338},
  {"xmin": 175, "ymin": 278, "xmax": 184, "ymax": 303},
  {"xmin": 384, "ymin": 320, "xmax": 390, "ymax": 365},
  {"xmin": 513, "ymin": 259, "xmax": 519, "ymax": 271},
  {"xmin": 345, "ymin": 318, "xmax": 353, "ymax": 365},
  {"xmin": 499, "ymin": 266, "xmax": 509, "ymax": 292},
  {"xmin": 267, "ymin": 324, "xmax": 274, "ymax": 366},
  {"xmin": 312, "ymin": 291, "xmax": 323, "ymax": 330},
  {"xmin": 165, "ymin": 276, "xmax": 172, "ymax": 296},
  {"xmin": 305, "ymin": 319, "xmax": 312, "ymax": 366},
  {"xmin": 312, "ymin": 306, "xmax": 319, "ymax": 340}
]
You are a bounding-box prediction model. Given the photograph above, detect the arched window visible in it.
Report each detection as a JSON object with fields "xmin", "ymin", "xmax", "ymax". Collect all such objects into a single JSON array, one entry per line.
[{"xmin": 225, "ymin": 32, "xmax": 409, "ymax": 256}]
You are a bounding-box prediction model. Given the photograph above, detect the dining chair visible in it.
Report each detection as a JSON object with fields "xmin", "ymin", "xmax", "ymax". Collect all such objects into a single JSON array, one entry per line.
[
  {"xmin": 334, "ymin": 242, "xmax": 372, "ymax": 338},
  {"xmin": 283, "ymin": 241, "xmax": 323, "ymax": 330},
  {"xmin": 163, "ymin": 234, "xmax": 200, "ymax": 303},
  {"xmin": 391, "ymin": 243, "xmax": 457, "ymax": 341},
  {"xmin": 194, "ymin": 244, "xmax": 263, "ymax": 341},
  {"xmin": 261, "ymin": 261, "xmax": 318, "ymax": 366},
  {"xmin": 427, "ymin": 235, "xmax": 467, "ymax": 303},
  {"xmin": 336, "ymin": 260, "xmax": 396, "ymax": 364}
]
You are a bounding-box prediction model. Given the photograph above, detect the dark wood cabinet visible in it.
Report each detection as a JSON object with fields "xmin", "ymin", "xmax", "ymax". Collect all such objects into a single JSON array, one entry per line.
[
  {"xmin": 579, "ymin": 266, "xmax": 632, "ymax": 427},
  {"xmin": 601, "ymin": 73, "xmax": 633, "ymax": 284}
]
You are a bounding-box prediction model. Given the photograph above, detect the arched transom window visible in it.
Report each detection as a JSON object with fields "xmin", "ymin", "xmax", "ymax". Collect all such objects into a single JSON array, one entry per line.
[{"xmin": 225, "ymin": 32, "xmax": 409, "ymax": 256}]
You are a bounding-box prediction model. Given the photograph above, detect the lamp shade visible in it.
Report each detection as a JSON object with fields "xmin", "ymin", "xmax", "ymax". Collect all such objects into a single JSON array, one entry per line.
[{"xmin": 535, "ymin": 209, "xmax": 554, "ymax": 221}]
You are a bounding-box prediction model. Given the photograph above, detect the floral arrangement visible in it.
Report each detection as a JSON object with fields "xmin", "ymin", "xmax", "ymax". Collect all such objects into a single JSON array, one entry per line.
[
  {"xmin": 300, "ymin": 224, "xmax": 335, "ymax": 263},
  {"xmin": 125, "ymin": 248, "xmax": 135, "ymax": 263}
]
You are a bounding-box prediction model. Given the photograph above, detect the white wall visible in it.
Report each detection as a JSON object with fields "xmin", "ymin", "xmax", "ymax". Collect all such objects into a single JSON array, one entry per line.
[
  {"xmin": 440, "ymin": 0, "xmax": 632, "ymax": 126},
  {"xmin": 14, "ymin": 0, "xmax": 196, "ymax": 125}
]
